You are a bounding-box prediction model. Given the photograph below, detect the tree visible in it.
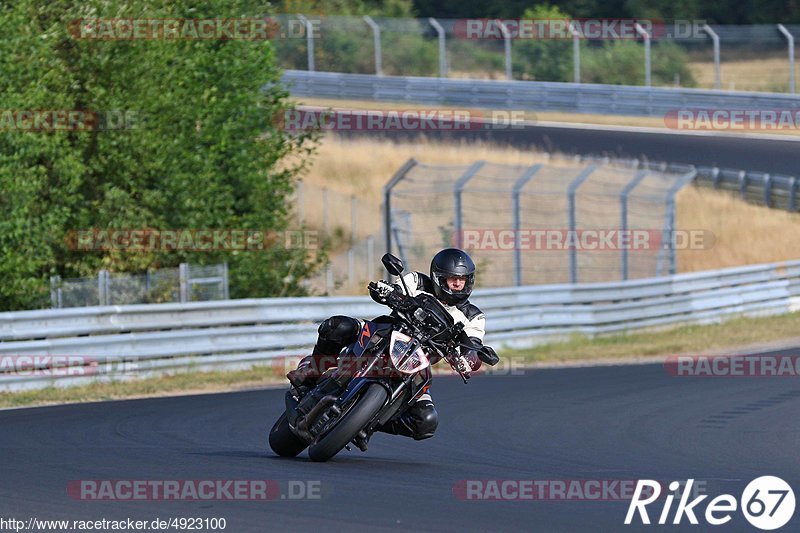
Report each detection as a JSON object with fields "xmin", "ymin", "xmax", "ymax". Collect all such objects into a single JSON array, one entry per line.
[{"xmin": 0, "ymin": 0, "xmax": 322, "ymax": 310}]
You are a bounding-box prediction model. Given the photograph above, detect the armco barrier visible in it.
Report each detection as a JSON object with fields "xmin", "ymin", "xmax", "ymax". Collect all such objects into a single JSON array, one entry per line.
[
  {"xmin": 2, "ymin": 259, "xmax": 800, "ymax": 391},
  {"xmin": 280, "ymin": 70, "xmax": 800, "ymax": 117}
]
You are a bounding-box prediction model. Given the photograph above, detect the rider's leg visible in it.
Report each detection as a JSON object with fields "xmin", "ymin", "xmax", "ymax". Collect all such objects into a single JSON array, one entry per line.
[{"xmin": 287, "ymin": 315, "xmax": 361, "ymax": 388}]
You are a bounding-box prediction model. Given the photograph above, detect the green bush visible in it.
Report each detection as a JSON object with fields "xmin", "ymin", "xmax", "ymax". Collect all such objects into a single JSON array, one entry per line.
[{"xmin": 0, "ymin": 0, "xmax": 324, "ymax": 311}]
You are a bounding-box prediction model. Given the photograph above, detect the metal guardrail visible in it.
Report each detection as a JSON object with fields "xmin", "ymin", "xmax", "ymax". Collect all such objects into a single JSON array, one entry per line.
[
  {"xmin": 281, "ymin": 70, "xmax": 800, "ymax": 117},
  {"xmin": 2, "ymin": 259, "xmax": 800, "ymax": 391},
  {"xmin": 694, "ymin": 166, "xmax": 800, "ymax": 211}
]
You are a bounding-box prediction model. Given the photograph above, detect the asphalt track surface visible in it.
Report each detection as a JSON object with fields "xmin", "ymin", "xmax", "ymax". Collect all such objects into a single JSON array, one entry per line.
[
  {"xmin": 334, "ymin": 119, "xmax": 800, "ymax": 175},
  {"xmin": 3, "ymin": 351, "xmax": 800, "ymax": 532}
]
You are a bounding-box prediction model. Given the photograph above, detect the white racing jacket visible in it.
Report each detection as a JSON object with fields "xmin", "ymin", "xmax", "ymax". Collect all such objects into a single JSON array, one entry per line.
[{"xmin": 394, "ymin": 271, "xmax": 486, "ymax": 343}]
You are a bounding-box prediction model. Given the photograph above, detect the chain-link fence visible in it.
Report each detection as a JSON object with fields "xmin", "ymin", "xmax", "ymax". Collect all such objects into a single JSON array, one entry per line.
[
  {"xmin": 384, "ymin": 158, "xmax": 696, "ymax": 287},
  {"xmin": 49, "ymin": 263, "xmax": 228, "ymax": 308},
  {"xmin": 273, "ymin": 14, "xmax": 800, "ymax": 92}
]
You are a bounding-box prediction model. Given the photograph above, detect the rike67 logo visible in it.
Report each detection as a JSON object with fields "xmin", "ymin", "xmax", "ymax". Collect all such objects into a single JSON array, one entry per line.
[{"xmin": 625, "ymin": 477, "xmax": 795, "ymax": 530}]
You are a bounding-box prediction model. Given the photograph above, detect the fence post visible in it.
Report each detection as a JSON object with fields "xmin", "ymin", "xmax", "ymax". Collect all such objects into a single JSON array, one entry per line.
[
  {"xmin": 50, "ymin": 275, "xmax": 61, "ymax": 309},
  {"xmin": 363, "ymin": 16, "xmax": 382, "ymax": 75},
  {"xmin": 429, "ymin": 18, "xmax": 447, "ymax": 77},
  {"xmin": 620, "ymin": 170, "xmax": 649, "ymax": 280},
  {"xmin": 498, "ymin": 21, "xmax": 512, "ymax": 80},
  {"xmin": 297, "ymin": 14, "xmax": 315, "ymax": 72},
  {"xmin": 98, "ymin": 269, "xmax": 110, "ymax": 306},
  {"xmin": 512, "ymin": 164, "xmax": 543, "ymax": 286},
  {"xmin": 453, "ymin": 161, "xmax": 486, "ymax": 248},
  {"xmin": 778, "ymin": 24, "xmax": 795, "ymax": 93},
  {"xmin": 567, "ymin": 165, "xmax": 598, "ymax": 283},
  {"xmin": 179, "ymin": 263, "xmax": 189, "ymax": 303},
  {"xmin": 366, "ymin": 235, "xmax": 375, "ymax": 280},
  {"xmin": 635, "ymin": 23, "xmax": 651, "ymax": 87},
  {"xmin": 221, "ymin": 262, "xmax": 229, "ymax": 299},
  {"xmin": 702, "ymin": 24, "xmax": 721, "ymax": 90},
  {"xmin": 569, "ymin": 21, "xmax": 580, "ymax": 83},
  {"xmin": 350, "ymin": 195, "xmax": 357, "ymax": 244},
  {"xmin": 322, "ymin": 186, "xmax": 329, "ymax": 235},
  {"xmin": 347, "ymin": 248, "xmax": 355, "ymax": 284},
  {"xmin": 662, "ymin": 169, "xmax": 697, "ymax": 276},
  {"xmin": 297, "ymin": 180, "xmax": 305, "ymax": 225},
  {"xmin": 383, "ymin": 158, "xmax": 418, "ymax": 260}
]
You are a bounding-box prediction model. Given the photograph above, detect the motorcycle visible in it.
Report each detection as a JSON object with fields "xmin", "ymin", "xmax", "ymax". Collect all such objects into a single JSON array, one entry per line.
[{"xmin": 268, "ymin": 253, "xmax": 497, "ymax": 462}]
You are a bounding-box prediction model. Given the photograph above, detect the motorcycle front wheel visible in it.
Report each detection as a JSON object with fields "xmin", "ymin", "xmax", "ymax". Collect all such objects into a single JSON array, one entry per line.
[{"xmin": 308, "ymin": 383, "xmax": 387, "ymax": 462}]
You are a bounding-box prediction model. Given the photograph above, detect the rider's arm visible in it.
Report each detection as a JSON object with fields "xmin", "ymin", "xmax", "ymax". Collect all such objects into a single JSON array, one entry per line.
[{"xmin": 459, "ymin": 313, "xmax": 486, "ymax": 371}]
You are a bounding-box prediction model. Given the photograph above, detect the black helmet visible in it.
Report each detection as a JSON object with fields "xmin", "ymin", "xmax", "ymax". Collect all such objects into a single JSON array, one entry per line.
[{"xmin": 429, "ymin": 248, "xmax": 475, "ymax": 305}]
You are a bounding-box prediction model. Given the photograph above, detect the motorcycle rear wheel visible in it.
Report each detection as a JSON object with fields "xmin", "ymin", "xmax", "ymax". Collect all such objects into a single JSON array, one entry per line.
[{"xmin": 269, "ymin": 411, "xmax": 309, "ymax": 457}]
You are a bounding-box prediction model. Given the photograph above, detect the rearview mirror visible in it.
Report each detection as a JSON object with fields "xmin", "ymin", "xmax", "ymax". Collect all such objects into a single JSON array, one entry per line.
[{"xmin": 381, "ymin": 253, "xmax": 404, "ymax": 277}]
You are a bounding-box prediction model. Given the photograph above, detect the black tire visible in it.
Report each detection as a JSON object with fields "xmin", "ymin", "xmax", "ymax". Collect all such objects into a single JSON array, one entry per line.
[
  {"xmin": 269, "ymin": 411, "xmax": 309, "ymax": 458},
  {"xmin": 308, "ymin": 384, "xmax": 387, "ymax": 462}
]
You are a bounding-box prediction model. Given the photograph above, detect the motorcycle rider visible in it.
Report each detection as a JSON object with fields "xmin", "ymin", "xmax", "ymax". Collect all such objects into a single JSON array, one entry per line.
[{"xmin": 286, "ymin": 248, "xmax": 499, "ymax": 441}]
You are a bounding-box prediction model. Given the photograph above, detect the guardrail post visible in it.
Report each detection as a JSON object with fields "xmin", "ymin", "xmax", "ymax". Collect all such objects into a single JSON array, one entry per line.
[
  {"xmin": 778, "ymin": 24, "xmax": 795, "ymax": 93},
  {"xmin": 702, "ymin": 24, "xmax": 721, "ymax": 90},
  {"xmin": 763, "ymin": 173, "xmax": 772, "ymax": 207},
  {"xmin": 620, "ymin": 170, "xmax": 649, "ymax": 280},
  {"xmin": 738, "ymin": 170, "xmax": 748, "ymax": 199},
  {"xmin": 790, "ymin": 177, "xmax": 798, "ymax": 212},
  {"xmin": 453, "ymin": 161, "xmax": 486, "ymax": 248},
  {"xmin": 635, "ymin": 23, "xmax": 651, "ymax": 87},
  {"xmin": 498, "ymin": 21, "xmax": 513, "ymax": 80},
  {"xmin": 567, "ymin": 165, "xmax": 597, "ymax": 283},
  {"xmin": 569, "ymin": 21, "xmax": 580, "ymax": 83},
  {"xmin": 429, "ymin": 18, "xmax": 447, "ymax": 77},
  {"xmin": 711, "ymin": 167, "xmax": 720, "ymax": 189},
  {"xmin": 297, "ymin": 14, "xmax": 315, "ymax": 71},
  {"xmin": 512, "ymin": 164, "xmax": 543, "ymax": 286},
  {"xmin": 179, "ymin": 263, "xmax": 189, "ymax": 303},
  {"xmin": 383, "ymin": 158, "xmax": 417, "ymax": 264},
  {"xmin": 363, "ymin": 16, "xmax": 382, "ymax": 76}
]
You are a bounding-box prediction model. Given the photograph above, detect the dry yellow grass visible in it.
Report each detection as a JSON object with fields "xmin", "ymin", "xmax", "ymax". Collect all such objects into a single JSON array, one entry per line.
[
  {"xmin": 689, "ymin": 56, "xmax": 798, "ymax": 93},
  {"xmin": 676, "ymin": 184, "xmax": 800, "ymax": 271},
  {"xmin": 298, "ymin": 136, "xmax": 800, "ymax": 280}
]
